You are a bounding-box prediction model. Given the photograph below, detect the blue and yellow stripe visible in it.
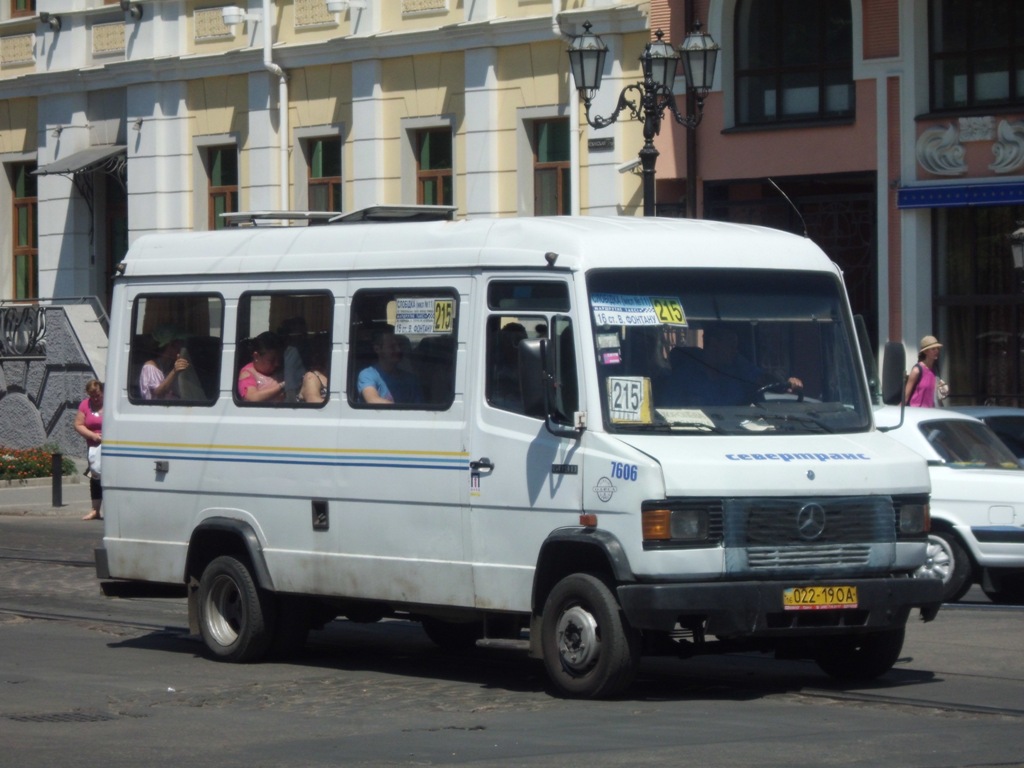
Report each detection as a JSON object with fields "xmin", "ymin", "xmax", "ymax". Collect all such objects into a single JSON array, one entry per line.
[{"xmin": 103, "ymin": 441, "xmax": 470, "ymax": 471}]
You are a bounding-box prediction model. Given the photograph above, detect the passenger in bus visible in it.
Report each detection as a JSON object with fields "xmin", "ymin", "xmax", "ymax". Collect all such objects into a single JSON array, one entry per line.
[
  {"xmin": 278, "ymin": 316, "xmax": 309, "ymax": 402},
  {"xmin": 238, "ymin": 331, "xmax": 287, "ymax": 403},
  {"xmin": 357, "ymin": 328, "xmax": 423, "ymax": 404},
  {"xmin": 298, "ymin": 337, "xmax": 330, "ymax": 404},
  {"xmin": 139, "ymin": 326, "xmax": 190, "ymax": 400},
  {"xmin": 490, "ymin": 322, "xmax": 528, "ymax": 410}
]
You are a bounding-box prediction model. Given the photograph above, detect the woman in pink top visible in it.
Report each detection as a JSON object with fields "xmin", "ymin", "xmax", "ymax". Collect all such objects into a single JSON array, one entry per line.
[
  {"xmin": 74, "ymin": 379, "xmax": 104, "ymax": 520},
  {"xmin": 238, "ymin": 331, "xmax": 287, "ymax": 403},
  {"xmin": 905, "ymin": 335, "xmax": 942, "ymax": 407}
]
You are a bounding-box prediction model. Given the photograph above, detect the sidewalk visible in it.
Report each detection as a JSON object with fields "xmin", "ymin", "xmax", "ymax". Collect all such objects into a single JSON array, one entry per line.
[{"xmin": 0, "ymin": 472, "xmax": 96, "ymax": 518}]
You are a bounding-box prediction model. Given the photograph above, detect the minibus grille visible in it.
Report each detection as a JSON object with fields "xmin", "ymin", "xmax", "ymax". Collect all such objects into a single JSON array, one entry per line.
[{"xmin": 723, "ymin": 496, "xmax": 896, "ymax": 573}]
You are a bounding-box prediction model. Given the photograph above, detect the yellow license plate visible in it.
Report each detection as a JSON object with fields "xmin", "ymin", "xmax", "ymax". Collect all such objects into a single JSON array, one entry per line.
[{"xmin": 783, "ymin": 585, "xmax": 858, "ymax": 611}]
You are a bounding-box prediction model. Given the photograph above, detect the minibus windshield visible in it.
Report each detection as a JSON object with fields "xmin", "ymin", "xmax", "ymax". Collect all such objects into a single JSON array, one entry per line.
[{"xmin": 585, "ymin": 268, "xmax": 871, "ymax": 435}]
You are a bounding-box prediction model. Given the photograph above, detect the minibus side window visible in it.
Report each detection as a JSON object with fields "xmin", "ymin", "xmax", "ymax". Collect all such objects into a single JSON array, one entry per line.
[
  {"xmin": 128, "ymin": 294, "xmax": 224, "ymax": 405},
  {"xmin": 484, "ymin": 280, "xmax": 571, "ymax": 417},
  {"xmin": 485, "ymin": 314, "xmax": 549, "ymax": 414},
  {"xmin": 348, "ymin": 289, "xmax": 457, "ymax": 410},
  {"xmin": 234, "ymin": 291, "xmax": 334, "ymax": 407}
]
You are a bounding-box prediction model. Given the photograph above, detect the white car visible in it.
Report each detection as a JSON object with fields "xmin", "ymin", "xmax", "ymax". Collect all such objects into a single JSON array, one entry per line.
[{"xmin": 876, "ymin": 406, "xmax": 1024, "ymax": 604}]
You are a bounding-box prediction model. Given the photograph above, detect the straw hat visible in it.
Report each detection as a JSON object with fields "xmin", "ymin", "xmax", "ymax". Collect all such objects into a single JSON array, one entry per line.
[{"xmin": 919, "ymin": 335, "xmax": 942, "ymax": 352}]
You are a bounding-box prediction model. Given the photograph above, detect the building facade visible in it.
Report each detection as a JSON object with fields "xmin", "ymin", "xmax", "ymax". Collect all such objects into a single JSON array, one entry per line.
[
  {"xmin": 1, "ymin": 0, "xmax": 1023, "ymax": 446},
  {"xmin": 657, "ymin": 0, "xmax": 1024, "ymax": 406}
]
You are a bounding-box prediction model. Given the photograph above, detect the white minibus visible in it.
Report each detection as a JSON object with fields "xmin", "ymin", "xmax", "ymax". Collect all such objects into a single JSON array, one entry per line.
[{"xmin": 96, "ymin": 209, "xmax": 942, "ymax": 698}]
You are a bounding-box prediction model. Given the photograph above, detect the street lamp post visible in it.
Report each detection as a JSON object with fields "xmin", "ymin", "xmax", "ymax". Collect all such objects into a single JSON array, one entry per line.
[{"xmin": 567, "ymin": 21, "xmax": 720, "ymax": 217}]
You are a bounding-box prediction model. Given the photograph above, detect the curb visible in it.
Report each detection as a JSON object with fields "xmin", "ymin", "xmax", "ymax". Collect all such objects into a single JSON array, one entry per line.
[{"xmin": 1, "ymin": 475, "xmax": 85, "ymax": 489}]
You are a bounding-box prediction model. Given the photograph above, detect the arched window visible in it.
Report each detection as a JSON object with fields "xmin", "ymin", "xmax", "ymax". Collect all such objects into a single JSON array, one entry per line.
[{"xmin": 735, "ymin": 0, "xmax": 854, "ymax": 126}]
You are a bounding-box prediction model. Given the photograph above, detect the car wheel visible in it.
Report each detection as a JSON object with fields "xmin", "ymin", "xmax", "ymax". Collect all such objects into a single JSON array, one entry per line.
[
  {"xmin": 814, "ymin": 627, "xmax": 905, "ymax": 680},
  {"xmin": 540, "ymin": 573, "xmax": 640, "ymax": 699},
  {"xmin": 915, "ymin": 531, "xmax": 973, "ymax": 603},
  {"xmin": 197, "ymin": 555, "xmax": 276, "ymax": 662}
]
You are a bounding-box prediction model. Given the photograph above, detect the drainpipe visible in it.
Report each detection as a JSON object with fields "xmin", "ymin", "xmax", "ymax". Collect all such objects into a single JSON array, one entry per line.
[
  {"xmin": 552, "ymin": 4, "xmax": 581, "ymax": 215},
  {"xmin": 262, "ymin": 0, "xmax": 289, "ymax": 209}
]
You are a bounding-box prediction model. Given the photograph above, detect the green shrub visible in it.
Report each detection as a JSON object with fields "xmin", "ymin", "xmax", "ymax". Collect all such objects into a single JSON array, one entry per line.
[{"xmin": 0, "ymin": 446, "xmax": 76, "ymax": 481}]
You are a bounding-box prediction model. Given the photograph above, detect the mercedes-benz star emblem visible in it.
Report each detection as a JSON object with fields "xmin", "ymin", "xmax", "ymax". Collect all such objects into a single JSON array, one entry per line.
[{"xmin": 796, "ymin": 503, "xmax": 827, "ymax": 540}]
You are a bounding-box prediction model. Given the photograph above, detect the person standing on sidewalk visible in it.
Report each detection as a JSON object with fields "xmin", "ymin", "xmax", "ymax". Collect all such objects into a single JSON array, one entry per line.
[
  {"xmin": 905, "ymin": 335, "xmax": 943, "ymax": 408},
  {"xmin": 74, "ymin": 379, "xmax": 104, "ymax": 520}
]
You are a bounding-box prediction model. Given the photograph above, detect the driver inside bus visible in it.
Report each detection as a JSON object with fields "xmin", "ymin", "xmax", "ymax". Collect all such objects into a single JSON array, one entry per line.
[{"xmin": 668, "ymin": 326, "xmax": 802, "ymax": 406}]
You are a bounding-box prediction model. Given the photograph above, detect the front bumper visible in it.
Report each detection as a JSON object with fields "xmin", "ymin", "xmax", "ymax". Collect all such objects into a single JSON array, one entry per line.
[{"xmin": 617, "ymin": 577, "xmax": 942, "ymax": 638}]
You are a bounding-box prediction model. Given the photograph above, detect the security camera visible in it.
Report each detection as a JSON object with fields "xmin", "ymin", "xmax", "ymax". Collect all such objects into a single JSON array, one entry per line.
[{"xmin": 617, "ymin": 159, "xmax": 641, "ymax": 174}]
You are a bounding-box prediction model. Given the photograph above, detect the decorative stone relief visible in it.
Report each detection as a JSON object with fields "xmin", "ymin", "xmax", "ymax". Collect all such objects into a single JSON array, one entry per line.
[
  {"xmin": 916, "ymin": 123, "xmax": 967, "ymax": 176},
  {"xmin": 403, "ymin": 0, "xmax": 447, "ymax": 14},
  {"xmin": 0, "ymin": 34, "xmax": 35, "ymax": 67},
  {"xmin": 93, "ymin": 22, "xmax": 126, "ymax": 56},
  {"xmin": 989, "ymin": 119, "xmax": 1024, "ymax": 174},
  {"xmin": 195, "ymin": 7, "xmax": 234, "ymax": 40},
  {"xmin": 296, "ymin": 0, "xmax": 335, "ymax": 27},
  {"xmin": 958, "ymin": 116, "xmax": 995, "ymax": 142}
]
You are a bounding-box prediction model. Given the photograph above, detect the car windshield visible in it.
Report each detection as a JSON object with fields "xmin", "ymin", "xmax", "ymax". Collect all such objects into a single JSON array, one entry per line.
[
  {"xmin": 919, "ymin": 419, "xmax": 1021, "ymax": 469},
  {"xmin": 585, "ymin": 268, "xmax": 871, "ymax": 435}
]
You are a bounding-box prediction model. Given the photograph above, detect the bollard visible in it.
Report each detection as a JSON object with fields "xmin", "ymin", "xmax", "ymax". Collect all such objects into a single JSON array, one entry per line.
[{"xmin": 51, "ymin": 452, "xmax": 63, "ymax": 508}]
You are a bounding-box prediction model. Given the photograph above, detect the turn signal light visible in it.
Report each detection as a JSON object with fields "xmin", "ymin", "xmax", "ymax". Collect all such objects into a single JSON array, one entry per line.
[{"xmin": 642, "ymin": 508, "xmax": 672, "ymax": 540}]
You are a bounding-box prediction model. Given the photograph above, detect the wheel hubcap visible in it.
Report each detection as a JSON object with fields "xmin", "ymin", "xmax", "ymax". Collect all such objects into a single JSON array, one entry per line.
[
  {"xmin": 205, "ymin": 574, "xmax": 243, "ymax": 646},
  {"xmin": 555, "ymin": 605, "xmax": 600, "ymax": 673},
  {"xmin": 915, "ymin": 535, "xmax": 953, "ymax": 584}
]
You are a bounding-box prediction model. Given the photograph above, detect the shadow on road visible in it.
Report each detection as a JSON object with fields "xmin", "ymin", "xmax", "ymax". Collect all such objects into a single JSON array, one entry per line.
[{"xmin": 106, "ymin": 617, "xmax": 940, "ymax": 703}]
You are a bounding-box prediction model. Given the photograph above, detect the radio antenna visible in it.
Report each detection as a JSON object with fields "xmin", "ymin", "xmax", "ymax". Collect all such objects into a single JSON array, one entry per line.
[{"xmin": 768, "ymin": 178, "xmax": 808, "ymax": 238}]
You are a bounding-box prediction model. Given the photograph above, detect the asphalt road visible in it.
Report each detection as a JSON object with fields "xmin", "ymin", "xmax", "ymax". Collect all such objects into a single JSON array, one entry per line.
[{"xmin": 1, "ymin": 514, "xmax": 1022, "ymax": 768}]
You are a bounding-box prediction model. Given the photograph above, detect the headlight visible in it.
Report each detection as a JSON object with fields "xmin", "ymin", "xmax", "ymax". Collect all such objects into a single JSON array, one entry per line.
[
  {"xmin": 899, "ymin": 502, "xmax": 930, "ymax": 535},
  {"xmin": 642, "ymin": 505, "xmax": 710, "ymax": 543}
]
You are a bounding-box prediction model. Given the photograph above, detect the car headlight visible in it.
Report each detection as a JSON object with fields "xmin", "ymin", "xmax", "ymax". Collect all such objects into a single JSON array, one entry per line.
[
  {"xmin": 642, "ymin": 504, "xmax": 713, "ymax": 544},
  {"xmin": 898, "ymin": 501, "xmax": 929, "ymax": 535}
]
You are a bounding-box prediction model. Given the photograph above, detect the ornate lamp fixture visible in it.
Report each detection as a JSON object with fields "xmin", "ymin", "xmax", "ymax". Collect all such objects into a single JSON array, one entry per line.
[{"xmin": 567, "ymin": 21, "xmax": 720, "ymax": 217}]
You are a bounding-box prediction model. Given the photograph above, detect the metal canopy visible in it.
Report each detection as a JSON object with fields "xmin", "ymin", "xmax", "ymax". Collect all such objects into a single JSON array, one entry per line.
[
  {"xmin": 33, "ymin": 145, "xmax": 127, "ymax": 246},
  {"xmin": 33, "ymin": 144, "xmax": 126, "ymax": 177}
]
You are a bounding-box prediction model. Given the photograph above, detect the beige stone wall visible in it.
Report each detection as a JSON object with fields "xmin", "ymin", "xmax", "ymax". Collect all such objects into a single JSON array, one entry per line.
[{"xmin": 0, "ymin": 97, "xmax": 36, "ymax": 153}]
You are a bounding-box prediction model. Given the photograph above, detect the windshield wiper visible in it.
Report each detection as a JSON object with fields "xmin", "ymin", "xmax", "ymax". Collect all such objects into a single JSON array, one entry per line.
[
  {"xmin": 748, "ymin": 411, "xmax": 835, "ymax": 433},
  {"xmin": 660, "ymin": 418, "xmax": 722, "ymax": 432}
]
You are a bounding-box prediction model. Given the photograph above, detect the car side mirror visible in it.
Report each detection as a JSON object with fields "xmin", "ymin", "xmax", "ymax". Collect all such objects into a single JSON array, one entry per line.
[{"xmin": 881, "ymin": 341, "xmax": 906, "ymax": 406}]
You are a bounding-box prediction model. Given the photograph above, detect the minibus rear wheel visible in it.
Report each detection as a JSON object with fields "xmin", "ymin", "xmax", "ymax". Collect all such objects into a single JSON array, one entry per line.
[
  {"xmin": 197, "ymin": 555, "xmax": 276, "ymax": 662},
  {"xmin": 540, "ymin": 573, "xmax": 640, "ymax": 699}
]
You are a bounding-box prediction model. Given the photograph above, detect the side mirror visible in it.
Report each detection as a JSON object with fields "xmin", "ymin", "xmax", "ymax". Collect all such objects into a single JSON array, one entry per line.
[
  {"xmin": 881, "ymin": 341, "xmax": 907, "ymax": 406},
  {"xmin": 518, "ymin": 335, "xmax": 583, "ymax": 438}
]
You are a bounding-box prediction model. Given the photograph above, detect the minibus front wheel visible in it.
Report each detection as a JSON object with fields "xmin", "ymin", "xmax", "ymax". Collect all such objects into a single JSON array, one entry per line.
[
  {"xmin": 540, "ymin": 573, "xmax": 640, "ymax": 699},
  {"xmin": 197, "ymin": 555, "xmax": 275, "ymax": 662}
]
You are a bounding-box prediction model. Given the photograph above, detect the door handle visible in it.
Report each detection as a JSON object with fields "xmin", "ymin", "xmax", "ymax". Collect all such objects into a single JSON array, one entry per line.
[{"xmin": 470, "ymin": 457, "xmax": 495, "ymax": 471}]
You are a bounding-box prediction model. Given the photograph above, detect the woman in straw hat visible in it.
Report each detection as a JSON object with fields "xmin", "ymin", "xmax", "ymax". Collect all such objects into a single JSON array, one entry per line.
[{"xmin": 905, "ymin": 335, "xmax": 943, "ymax": 407}]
